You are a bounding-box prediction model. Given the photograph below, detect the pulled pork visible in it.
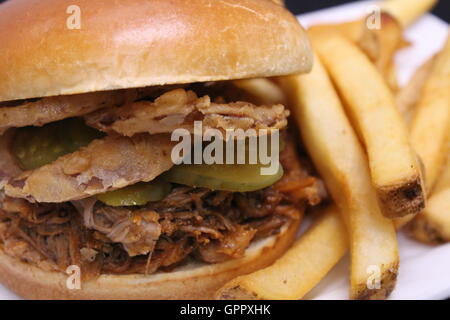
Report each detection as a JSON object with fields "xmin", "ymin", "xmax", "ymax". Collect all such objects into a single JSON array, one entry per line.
[{"xmin": 0, "ymin": 141, "xmax": 324, "ymax": 278}]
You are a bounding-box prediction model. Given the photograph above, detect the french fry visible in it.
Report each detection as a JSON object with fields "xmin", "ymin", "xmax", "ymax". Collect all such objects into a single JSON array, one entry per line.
[
  {"xmin": 432, "ymin": 153, "xmax": 450, "ymax": 196},
  {"xmin": 395, "ymin": 37, "xmax": 450, "ymax": 230},
  {"xmin": 407, "ymin": 151, "xmax": 450, "ymax": 243},
  {"xmin": 308, "ymin": 19, "xmax": 380, "ymax": 64},
  {"xmin": 357, "ymin": 22, "xmax": 380, "ymax": 62},
  {"xmin": 216, "ymin": 205, "xmax": 348, "ymax": 300},
  {"xmin": 409, "ymin": 36, "xmax": 450, "ymax": 192},
  {"xmin": 409, "ymin": 189, "xmax": 450, "ymax": 243},
  {"xmin": 309, "ymin": 12, "xmax": 404, "ymax": 92},
  {"xmin": 398, "ymin": 36, "xmax": 450, "ymax": 233},
  {"xmin": 308, "ymin": 20, "xmax": 364, "ymax": 45},
  {"xmin": 373, "ymin": 13, "xmax": 404, "ymax": 92},
  {"xmin": 232, "ymin": 78, "xmax": 286, "ymax": 105},
  {"xmin": 379, "ymin": 0, "xmax": 438, "ymax": 27},
  {"xmin": 386, "ymin": 62, "xmax": 399, "ymax": 93},
  {"xmin": 278, "ymin": 55, "xmax": 399, "ymax": 300},
  {"xmin": 396, "ymin": 56, "xmax": 436, "ymax": 123},
  {"xmin": 313, "ymin": 35, "xmax": 426, "ymax": 219}
]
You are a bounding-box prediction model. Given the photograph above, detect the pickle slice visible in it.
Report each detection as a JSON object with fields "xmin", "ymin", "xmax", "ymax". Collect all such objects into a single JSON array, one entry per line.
[
  {"xmin": 97, "ymin": 180, "xmax": 172, "ymax": 207},
  {"xmin": 162, "ymin": 163, "xmax": 283, "ymax": 192},
  {"xmin": 12, "ymin": 118, "xmax": 104, "ymax": 170}
]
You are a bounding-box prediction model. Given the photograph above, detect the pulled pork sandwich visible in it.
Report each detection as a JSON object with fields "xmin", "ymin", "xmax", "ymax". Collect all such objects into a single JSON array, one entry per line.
[{"xmin": 0, "ymin": 0, "xmax": 320, "ymax": 299}]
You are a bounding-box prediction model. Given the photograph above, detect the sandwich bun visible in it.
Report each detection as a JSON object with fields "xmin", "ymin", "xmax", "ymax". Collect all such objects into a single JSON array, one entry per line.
[{"xmin": 0, "ymin": 0, "xmax": 312, "ymax": 102}]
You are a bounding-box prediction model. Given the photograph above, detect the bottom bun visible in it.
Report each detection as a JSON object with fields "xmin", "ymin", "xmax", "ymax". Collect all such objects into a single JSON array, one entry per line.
[{"xmin": 0, "ymin": 219, "xmax": 300, "ymax": 300}]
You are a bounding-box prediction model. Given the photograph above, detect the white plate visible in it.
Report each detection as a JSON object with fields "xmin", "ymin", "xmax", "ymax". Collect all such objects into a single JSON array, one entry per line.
[
  {"xmin": 297, "ymin": 1, "xmax": 450, "ymax": 300},
  {"xmin": 0, "ymin": 1, "xmax": 448, "ymax": 300}
]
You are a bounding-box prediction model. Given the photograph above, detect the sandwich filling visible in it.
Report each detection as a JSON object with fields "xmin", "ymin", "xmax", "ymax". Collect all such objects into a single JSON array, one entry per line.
[{"xmin": 0, "ymin": 83, "xmax": 323, "ymax": 278}]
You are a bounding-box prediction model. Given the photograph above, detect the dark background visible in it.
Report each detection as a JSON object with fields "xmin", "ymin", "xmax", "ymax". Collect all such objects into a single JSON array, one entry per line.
[
  {"xmin": 0, "ymin": 0, "xmax": 448, "ymax": 22},
  {"xmin": 285, "ymin": 0, "xmax": 450, "ymax": 22}
]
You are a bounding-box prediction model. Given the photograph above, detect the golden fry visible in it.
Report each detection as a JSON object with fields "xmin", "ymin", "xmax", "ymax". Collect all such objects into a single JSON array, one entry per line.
[
  {"xmin": 308, "ymin": 12, "xmax": 405, "ymax": 91},
  {"xmin": 313, "ymin": 35, "xmax": 426, "ymax": 218},
  {"xmin": 278, "ymin": 55, "xmax": 399, "ymax": 299},
  {"xmin": 232, "ymin": 78, "xmax": 286, "ymax": 105},
  {"xmin": 372, "ymin": 13, "xmax": 403, "ymax": 92},
  {"xmin": 396, "ymin": 56, "xmax": 436, "ymax": 123},
  {"xmin": 410, "ymin": 36, "xmax": 450, "ymax": 192},
  {"xmin": 395, "ymin": 37, "xmax": 450, "ymax": 230},
  {"xmin": 408, "ymin": 155, "xmax": 450, "ymax": 243}
]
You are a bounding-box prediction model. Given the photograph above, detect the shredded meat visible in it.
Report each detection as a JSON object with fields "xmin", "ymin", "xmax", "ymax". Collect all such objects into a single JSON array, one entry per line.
[
  {"xmin": 5, "ymin": 134, "xmax": 175, "ymax": 203},
  {"xmin": 196, "ymin": 225, "xmax": 257, "ymax": 263},
  {"xmin": 84, "ymin": 88, "xmax": 289, "ymax": 137},
  {"xmin": 72, "ymin": 199, "xmax": 161, "ymax": 257},
  {"xmin": 0, "ymin": 139, "xmax": 323, "ymax": 277}
]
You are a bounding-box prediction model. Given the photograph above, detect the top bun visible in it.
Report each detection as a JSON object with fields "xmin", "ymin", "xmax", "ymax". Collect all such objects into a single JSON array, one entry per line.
[{"xmin": 0, "ymin": 0, "xmax": 312, "ymax": 102}]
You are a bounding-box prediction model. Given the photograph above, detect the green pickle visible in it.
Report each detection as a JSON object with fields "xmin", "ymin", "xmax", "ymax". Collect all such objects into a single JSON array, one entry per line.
[
  {"xmin": 12, "ymin": 118, "xmax": 104, "ymax": 170},
  {"xmin": 96, "ymin": 180, "xmax": 172, "ymax": 206},
  {"xmin": 163, "ymin": 135, "xmax": 285, "ymax": 192},
  {"xmin": 162, "ymin": 162, "xmax": 283, "ymax": 192}
]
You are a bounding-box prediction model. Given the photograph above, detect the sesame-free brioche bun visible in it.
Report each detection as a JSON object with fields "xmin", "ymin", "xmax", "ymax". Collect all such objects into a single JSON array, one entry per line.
[
  {"xmin": 0, "ymin": 0, "xmax": 312, "ymax": 102},
  {"xmin": 0, "ymin": 219, "xmax": 299, "ymax": 300}
]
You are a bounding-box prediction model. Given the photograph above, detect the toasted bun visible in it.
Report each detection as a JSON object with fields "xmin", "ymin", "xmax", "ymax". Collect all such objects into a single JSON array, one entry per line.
[
  {"xmin": 0, "ymin": 219, "xmax": 299, "ymax": 300},
  {"xmin": 0, "ymin": 0, "xmax": 312, "ymax": 102}
]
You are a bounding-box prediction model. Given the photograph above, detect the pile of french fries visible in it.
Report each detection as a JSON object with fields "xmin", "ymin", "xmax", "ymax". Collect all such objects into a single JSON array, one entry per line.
[{"xmin": 216, "ymin": 0, "xmax": 449, "ymax": 300}]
